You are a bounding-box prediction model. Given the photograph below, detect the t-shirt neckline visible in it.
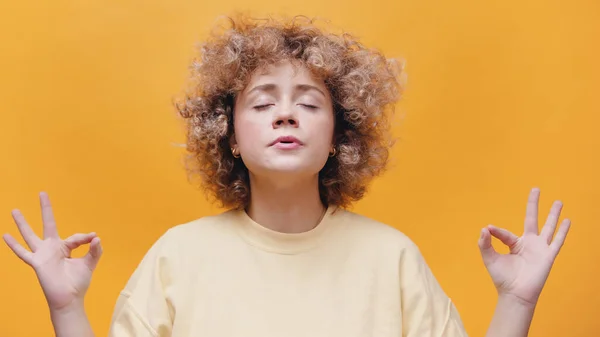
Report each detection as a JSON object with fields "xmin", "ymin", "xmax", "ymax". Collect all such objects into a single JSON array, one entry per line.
[{"xmin": 233, "ymin": 205, "xmax": 339, "ymax": 254}]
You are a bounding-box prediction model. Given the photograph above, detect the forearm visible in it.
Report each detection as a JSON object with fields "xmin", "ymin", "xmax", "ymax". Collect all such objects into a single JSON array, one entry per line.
[
  {"xmin": 50, "ymin": 300, "xmax": 95, "ymax": 337},
  {"xmin": 485, "ymin": 294, "xmax": 536, "ymax": 337}
]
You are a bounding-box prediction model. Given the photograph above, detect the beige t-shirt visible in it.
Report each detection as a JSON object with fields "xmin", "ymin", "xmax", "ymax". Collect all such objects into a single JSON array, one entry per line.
[{"xmin": 108, "ymin": 206, "xmax": 468, "ymax": 337}]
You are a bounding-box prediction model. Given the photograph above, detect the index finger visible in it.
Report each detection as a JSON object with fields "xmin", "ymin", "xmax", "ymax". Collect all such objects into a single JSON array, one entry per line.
[
  {"xmin": 524, "ymin": 187, "xmax": 540, "ymax": 234},
  {"xmin": 40, "ymin": 192, "xmax": 59, "ymax": 239}
]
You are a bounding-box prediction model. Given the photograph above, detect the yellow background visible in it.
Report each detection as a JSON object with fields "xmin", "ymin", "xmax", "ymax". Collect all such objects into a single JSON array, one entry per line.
[{"xmin": 1, "ymin": 0, "xmax": 598, "ymax": 336}]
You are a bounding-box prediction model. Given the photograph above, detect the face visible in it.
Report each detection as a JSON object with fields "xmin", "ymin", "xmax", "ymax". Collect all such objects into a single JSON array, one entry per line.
[{"xmin": 231, "ymin": 60, "xmax": 335, "ymax": 180}]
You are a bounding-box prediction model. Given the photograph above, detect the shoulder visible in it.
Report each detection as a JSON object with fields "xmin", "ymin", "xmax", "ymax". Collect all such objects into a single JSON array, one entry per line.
[
  {"xmin": 333, "ymin": 208, "xmax": 423, "ymax": 258},
  {"xmin": 164, "ymin": 209, "xmax": 239, "ymax": 237},
  {"xmin": 333, "ymin": 213, "xmax": 465, "ymax": 336},
  {"xmin": 142, "ymin": 209, "xmax": 241, "ymax": 257},
  {"xmin": 123, "ymin": 210, "xmax": 241, "ymax": 279}
]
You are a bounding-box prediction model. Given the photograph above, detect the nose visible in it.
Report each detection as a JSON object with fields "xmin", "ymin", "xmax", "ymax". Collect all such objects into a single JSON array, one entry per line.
[{"xmin": 272, "ymin": 105, "xmax": 299, "ymax": 128}]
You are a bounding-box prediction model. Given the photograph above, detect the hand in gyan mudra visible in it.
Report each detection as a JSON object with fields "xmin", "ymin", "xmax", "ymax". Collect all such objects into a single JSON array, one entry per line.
[
  {"xmin": 3, "ymin": 192, "xmax": 103, "ymax": 311},
  {"xmin": 479, "ymin": 187, "xmax": 571, "ymax": 306}
]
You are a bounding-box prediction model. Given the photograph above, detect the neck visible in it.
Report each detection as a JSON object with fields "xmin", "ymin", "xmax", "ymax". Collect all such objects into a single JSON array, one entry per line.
[{"xmin": 246, "ymin": 173, "xmax": 326, "ymax": 234}]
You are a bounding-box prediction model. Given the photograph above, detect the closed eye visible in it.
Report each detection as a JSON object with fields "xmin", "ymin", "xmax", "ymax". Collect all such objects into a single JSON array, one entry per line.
[
  {"xmin": 300, "ymin": 104, "xmax": 318, "ymax": 109},
  {"xmin": 253, "ymin": 104, "xmax": 273, "ymax": 111}
]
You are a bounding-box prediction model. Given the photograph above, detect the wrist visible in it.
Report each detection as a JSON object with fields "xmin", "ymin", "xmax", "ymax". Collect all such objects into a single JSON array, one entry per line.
[
  {"xmin": 497, "ymin": 292, "xmax": 537, "ymax": 311},
  {"xmin": 49, "ymin": 299, "xmax": 94, "ymax": 337},
  {"xmin": 50, "ymin": 298, "xmax": 86, "ymax": 318},
  {"xmin": 485, "ymin": 293, "xmax": 537, "ymax": 337}
]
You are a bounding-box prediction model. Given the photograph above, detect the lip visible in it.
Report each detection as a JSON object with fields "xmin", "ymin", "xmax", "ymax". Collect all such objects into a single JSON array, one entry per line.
[{"xmin": 269, "ymin": 135, "xmax": 304, "ymax": 148}]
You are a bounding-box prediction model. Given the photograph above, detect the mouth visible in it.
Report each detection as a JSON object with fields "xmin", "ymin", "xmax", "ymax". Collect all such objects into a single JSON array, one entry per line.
[
  {"xmin": 270, "ymin": 136, "xmax": 303, "ymax": 146},
  {"xmin": 269, "ymin": 136, "xmax": 304, "ymax": 148}
]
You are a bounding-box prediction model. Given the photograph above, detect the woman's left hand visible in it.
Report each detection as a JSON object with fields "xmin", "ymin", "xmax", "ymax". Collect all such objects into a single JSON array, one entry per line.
[{"xmin": 478, "ymin": 187, "xmax": 572, "ymax": 306}]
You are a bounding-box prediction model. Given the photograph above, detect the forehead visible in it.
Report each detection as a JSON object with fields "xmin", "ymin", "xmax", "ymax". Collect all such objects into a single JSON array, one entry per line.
[{"xmin": 242, "ymin": 60, "xmax": 327, "ymax": 93}]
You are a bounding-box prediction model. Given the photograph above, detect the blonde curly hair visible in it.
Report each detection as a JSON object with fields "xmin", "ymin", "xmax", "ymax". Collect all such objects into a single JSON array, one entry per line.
[{"xmin": 175, "ymin": 14, "xmax": 404, "ymax": 210}]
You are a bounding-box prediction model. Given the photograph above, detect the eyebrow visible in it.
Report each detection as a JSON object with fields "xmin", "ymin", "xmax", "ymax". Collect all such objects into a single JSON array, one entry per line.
[{"xmin": 247, "ymin": 83, "xmax": 327, "ymax": 98}]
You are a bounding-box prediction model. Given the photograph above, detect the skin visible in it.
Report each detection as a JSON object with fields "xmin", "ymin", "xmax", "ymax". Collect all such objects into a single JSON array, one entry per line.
[
  {"xmin": 480, "ymin": 188, "xmax": 571, "ymax": 336},
  {"xmin": 3, "ymin": 60, "xmax": 572, "ymax": 337},
  {"xmin": 230, "ymin": 60, "xmax": 335, "ymax": 233}
]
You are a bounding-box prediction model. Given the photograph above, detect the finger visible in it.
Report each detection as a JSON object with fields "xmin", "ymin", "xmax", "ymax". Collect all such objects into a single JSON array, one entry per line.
[
  {"xmin": 524, "ymin": 187, "xmax": 540, "ymax": 234},
  {"xmin": 84, "ymin": 237, "xmax": 103, "ymax": 271},
  {"xmin": 488, "ymin": 225, "xmax": 520, "ymax": 250},
  {"xmin": 11, "ymin": 209, "xmax": 42, "ymax": 251},
  {"xmin": 3, "ymin": 233, "xmax": 34, "ymax": 265},
  {"xmin": 550, "ymin": 219, "xmax": 571, "ymax": 256},
  {"xmin": 540, "ymin": 200, "xmax": 563, "ymax": 244},
  {"xmin": 64, "ymin": 232, "xmax": 97, "ymax": 251},
  {"xmin": 478, "ymin": 227, "xmax": 499, "ymax": 266},
  {"xmin": 40, "ymin": 192, "xmax": 59, "ymax": 239}
]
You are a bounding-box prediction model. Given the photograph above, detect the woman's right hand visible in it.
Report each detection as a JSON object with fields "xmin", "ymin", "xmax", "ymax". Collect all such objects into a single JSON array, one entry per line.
[{"xmin": 3, "ymin": 192, "xmax": 103, "ymax": 312}]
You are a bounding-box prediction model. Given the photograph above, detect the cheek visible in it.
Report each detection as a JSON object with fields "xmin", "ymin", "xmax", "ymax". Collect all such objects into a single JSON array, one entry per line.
[
  {"xmin": 234, "ymin": 114, "xmax": 264, "ymax": 149},
  {"xmin": 309, "ymin": 114, "xmax": 335, "ymax": 145}
]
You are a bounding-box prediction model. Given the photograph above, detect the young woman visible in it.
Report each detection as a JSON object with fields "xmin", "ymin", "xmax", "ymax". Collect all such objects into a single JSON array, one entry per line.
[{"xmin": 3, "ymin": 15, "xmax": 571, "ymax": 337}]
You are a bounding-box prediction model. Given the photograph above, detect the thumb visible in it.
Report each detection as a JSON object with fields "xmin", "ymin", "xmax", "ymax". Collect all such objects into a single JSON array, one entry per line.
[
  {"xmin": 478, "ymin": 226, "xmax": 498, "ymax": 266},
  {"xmin": 83, "ymin": 237, "xmax": 103, "ymax": 271}
]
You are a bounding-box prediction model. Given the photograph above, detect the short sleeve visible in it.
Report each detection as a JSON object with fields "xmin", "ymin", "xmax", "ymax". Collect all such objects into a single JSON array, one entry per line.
[
  {"xmin": 108, "ymin": 230, "xmax": 178, "ymax": 337},
  {"xmin": 399, "ymin": 241, "xmax": 468, "ymax": 337},
  {"xmin": 440, "ymin": 300, "xmax": 468, "ymax": 336}
]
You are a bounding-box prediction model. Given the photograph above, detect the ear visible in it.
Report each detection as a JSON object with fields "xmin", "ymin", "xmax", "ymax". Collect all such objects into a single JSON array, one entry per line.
[{"xmin": 229, "ymin": 133, "xmax": 238, "ymax": 148}]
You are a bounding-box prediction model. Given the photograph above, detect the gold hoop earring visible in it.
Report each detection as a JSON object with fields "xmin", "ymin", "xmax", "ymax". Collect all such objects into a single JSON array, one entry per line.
[
  {"xmin": 329, "ymin": 147, "xmax": 337, "ymax": 157},
  {"xmin": 231, "ymin": 147, "xmax": 240, "ymax": 158}
]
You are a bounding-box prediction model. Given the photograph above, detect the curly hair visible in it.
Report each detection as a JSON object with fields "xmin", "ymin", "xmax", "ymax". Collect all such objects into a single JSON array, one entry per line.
[{"xmin": 175, "ymin": 14, "xmax": 404, "ymax": 210}]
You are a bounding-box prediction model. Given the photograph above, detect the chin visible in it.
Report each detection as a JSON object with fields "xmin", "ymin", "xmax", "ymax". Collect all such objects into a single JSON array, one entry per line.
[
  {"xmin": 246, "ymin": 154, "xmax": 328, "ymax": 177},
  {"xmin": 251, "ymin": 163, "xmax": 321, "ymax": 179},
  {"xmin": 265, "ymin": 164, "xmax": 313, "ymax": 174}
]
